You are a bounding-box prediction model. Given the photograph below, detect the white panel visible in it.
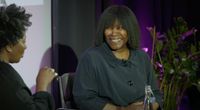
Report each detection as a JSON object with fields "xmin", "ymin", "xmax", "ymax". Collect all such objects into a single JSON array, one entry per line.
[
  {"xmin": 5, "ymin": 0, "xmax": 43, "ymax": 6},
  {"xmin": 10, "ymin": 0, "xmax": 51, "ymax": 93}
]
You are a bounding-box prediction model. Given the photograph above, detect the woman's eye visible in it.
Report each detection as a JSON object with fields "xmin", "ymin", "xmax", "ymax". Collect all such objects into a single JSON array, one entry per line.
[
  {"xmin": 106, "ymin": 27, "xmax": 112, "ymax": 30},
  {"xmin": 116, "ymin": 26, "xmax": 121, "ymax": 29},
  {"xmin": 116, "ymin": 25, "xmax": 123, "ymax": 29}
]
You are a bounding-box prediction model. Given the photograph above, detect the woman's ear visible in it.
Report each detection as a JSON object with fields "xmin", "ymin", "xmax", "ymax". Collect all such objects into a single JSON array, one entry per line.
[{"xmin": 5, "ymin": 45, "xmax": 13, "ymax": 53}]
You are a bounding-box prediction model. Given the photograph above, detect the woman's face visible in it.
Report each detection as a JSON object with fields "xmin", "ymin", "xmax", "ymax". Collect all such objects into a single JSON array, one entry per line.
[
  {"xmin": 8, "ymin": 36, "xmax": 27, "ymax": 63},
  {"xmin": 104, "ymin": 21, "xmax": 128, "ymax": 52}
]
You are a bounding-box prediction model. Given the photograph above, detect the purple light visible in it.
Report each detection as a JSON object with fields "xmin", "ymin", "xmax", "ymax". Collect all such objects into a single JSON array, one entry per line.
[{"xmin": 142, "ymin": 47, "xmax": 148, "ymax": 52}]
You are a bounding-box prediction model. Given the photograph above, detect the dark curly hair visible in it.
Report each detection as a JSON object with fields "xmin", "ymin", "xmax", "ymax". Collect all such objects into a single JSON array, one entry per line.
[
  {"xmin": 0, "ymin": 4, "xmax": 32, "ymax": 51},
  {"xmin": 95, "ymin": 5, "xmax": 140, "ymax": 50}
]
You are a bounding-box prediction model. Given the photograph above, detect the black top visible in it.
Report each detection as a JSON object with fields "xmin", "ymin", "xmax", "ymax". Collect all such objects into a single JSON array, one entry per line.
[
  {"xmin": 0, "ymin": 61, "xmax": 54, "ymax": 110},
  {"xmin": 73, "ymin": 43, "xmax": 162, "ymax": 110}
]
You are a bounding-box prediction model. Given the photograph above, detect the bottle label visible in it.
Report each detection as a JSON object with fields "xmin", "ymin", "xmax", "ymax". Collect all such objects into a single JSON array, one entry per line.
[{"xmin": 150, "ymin": 97, "xmax": 156, "ymax": 103}]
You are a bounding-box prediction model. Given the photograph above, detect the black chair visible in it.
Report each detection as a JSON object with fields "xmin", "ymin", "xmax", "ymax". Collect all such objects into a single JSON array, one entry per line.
[
  {"xmin": 53, "ymin": 73, "xmax": 78, "ymax": 110},
  {"xmin": 51, "ymin": 44, "xmax": 78, "ymax": 110}
]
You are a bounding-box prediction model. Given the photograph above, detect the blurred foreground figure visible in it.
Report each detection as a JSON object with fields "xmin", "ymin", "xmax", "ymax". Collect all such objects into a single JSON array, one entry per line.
[{"xmin": 0, "ymin": 4, "xmax": 57, "ymax": 110}]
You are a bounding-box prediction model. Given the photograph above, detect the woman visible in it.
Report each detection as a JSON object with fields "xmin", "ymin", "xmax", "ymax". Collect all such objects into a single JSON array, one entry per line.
[
  {"xmin": 0, "ymin": 4, "xmax": 57, "ymax": 110},
  {"xmin": 73, "ymin": 5, "xmax": 162, "ymax": 110}
]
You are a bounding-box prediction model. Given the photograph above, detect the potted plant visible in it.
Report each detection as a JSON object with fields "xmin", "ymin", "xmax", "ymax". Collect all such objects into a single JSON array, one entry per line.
[{"xmin": 147, "ymin": 17, "xmax": 200, "ymax": 110}]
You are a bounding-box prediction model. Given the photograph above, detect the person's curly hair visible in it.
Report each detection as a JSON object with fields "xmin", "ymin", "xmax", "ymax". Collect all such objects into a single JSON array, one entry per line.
[{"xmin": 0, "ymin": 4, "xmax": 32, "ymax": 51}]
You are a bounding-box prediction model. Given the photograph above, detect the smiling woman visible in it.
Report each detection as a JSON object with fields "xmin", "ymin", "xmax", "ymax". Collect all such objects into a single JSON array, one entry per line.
[
  {"xmin": 73, "ymin": 5, "xmax": 162, "ymax": 110},
  {"xmin": 104, "ymin": 20, "xmax": 128, "ymax": 54}
]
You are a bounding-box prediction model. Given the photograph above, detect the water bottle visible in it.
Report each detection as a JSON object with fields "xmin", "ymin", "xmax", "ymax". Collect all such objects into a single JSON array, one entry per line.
[{"xmin": 144, "ymin": 85, "xmax": 156, "ymax": 110}]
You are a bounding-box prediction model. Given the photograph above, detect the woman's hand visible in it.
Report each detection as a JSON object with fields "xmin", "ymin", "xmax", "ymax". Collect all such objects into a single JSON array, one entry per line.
[
  {"xmin": 126, "ymin": 101, "xmax": 144, "ymax": 110},
  {"xmin": 103, "ymin": 102, "xmax": 144, "ymax": 110},
  {"xmin": 128, "ymin": 101, "xmax": 159, "ymax": 110},
  {"xmin": 103, "ymin": 101, "xmax": 159, "ymax": 110},
  {"xmin": 152, "ymin": 102, "xmax": 159, "ymax": 110},
  {"xmin": 36, "ymin": 66, "xmax": 58, "ymax": 92}
]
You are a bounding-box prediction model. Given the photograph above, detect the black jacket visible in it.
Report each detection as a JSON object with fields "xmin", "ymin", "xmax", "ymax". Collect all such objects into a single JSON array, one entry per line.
[{"xmin": 0, "ymin": 61, "xmax": 54, "ymax": 110}]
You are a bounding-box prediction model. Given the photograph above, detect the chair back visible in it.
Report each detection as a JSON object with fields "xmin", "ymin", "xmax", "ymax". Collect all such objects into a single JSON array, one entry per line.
[{"xmin": 57, "ymin": 73, "xmax": 78, "ymax": 109}]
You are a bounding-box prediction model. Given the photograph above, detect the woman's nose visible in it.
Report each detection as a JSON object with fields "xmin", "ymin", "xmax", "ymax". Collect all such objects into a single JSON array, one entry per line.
[{"xmin": 111, "ymin": 28, "xmax": 119, "ymax": 35}]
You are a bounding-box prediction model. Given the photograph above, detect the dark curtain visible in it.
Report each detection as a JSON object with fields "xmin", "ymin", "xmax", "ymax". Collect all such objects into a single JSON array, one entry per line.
[{"xmin": 51, "ymin": 0, "xmax": 95, "ymax": 109}]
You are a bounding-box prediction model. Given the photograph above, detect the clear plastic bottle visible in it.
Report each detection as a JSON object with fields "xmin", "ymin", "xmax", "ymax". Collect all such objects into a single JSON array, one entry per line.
[{"xmin": 144, "ymin": 85, "xmax": 156, "ymax": 110}]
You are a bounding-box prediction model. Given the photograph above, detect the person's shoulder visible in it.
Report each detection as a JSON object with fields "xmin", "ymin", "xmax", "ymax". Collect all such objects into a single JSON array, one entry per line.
[
  {"xmin": 133, "ymin": 49, "xmax": 148, "ymax": 56},
  {"xmin": 80, "ymin": 46, "xmax": 101, "ymax": 59},
  {"xmin": 0, "ymin": 61, "xmax": 13, "ymax": 72},
  {"xmin": 82, "ymin": 46, "xmax": 100, "ymax": 55},
  {"xmin": 132, "ymin": 49, "xmax": 151, "ymax": 59}
]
